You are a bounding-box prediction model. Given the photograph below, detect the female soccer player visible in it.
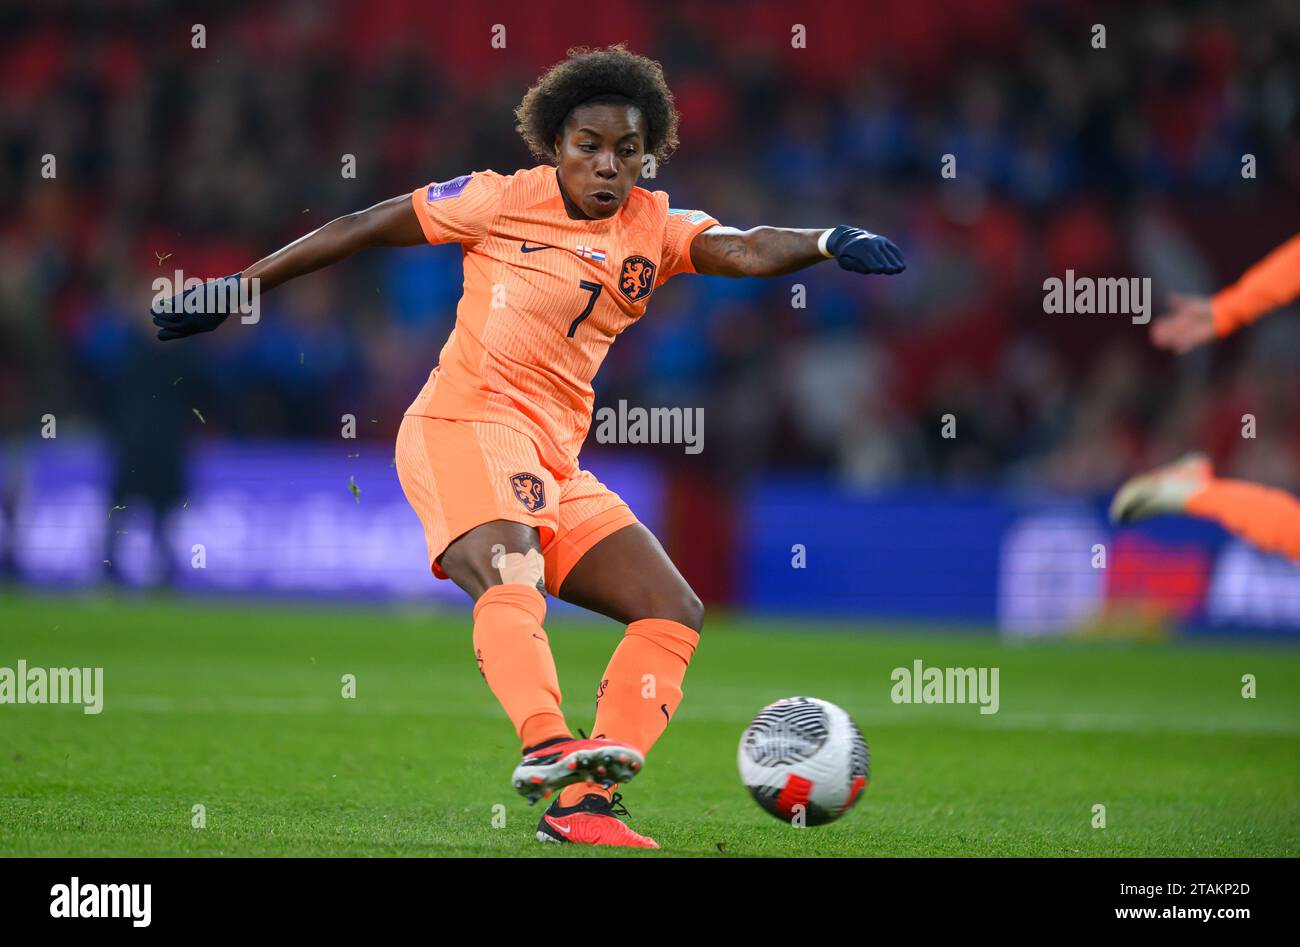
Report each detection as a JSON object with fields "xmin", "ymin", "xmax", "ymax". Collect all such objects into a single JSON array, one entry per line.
[
  {"xmin": 1111, "ymin": 232, "xmax": 1300, "ymax": 562},
  {"xmin": 152, "ymin": 45, "xmax": 906, "ymax": 848}
]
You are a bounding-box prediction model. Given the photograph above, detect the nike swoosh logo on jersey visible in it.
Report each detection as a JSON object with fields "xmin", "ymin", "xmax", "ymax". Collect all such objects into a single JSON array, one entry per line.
[{"xmin": 520, "ymin": 242, "xmax": 555, "ymax": 253}]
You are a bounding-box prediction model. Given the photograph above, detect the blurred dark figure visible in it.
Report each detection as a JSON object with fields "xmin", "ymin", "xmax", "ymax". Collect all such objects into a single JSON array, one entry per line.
[{"xmin": 78, "ymin": 265, "xmax": 211, "ymax": 586}]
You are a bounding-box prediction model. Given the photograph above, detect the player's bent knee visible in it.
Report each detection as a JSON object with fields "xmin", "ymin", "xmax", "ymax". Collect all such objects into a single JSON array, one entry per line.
[
  {"xmin": 684, "ymin": 590, "xmax": 705, "ymax": 632},
  {"xmin": 645, "ymin": 587, "xmax": 704, "ymax": 633},
  {"xmin": 440, "ymin": 520, "xmax": 544, "ymax": 602}
]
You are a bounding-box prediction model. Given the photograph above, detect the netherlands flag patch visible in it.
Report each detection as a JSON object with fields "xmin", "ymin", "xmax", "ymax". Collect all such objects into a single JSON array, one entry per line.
[{"xmin": 575, "ymin": 245, "xmax": 607, "ymax": 263}]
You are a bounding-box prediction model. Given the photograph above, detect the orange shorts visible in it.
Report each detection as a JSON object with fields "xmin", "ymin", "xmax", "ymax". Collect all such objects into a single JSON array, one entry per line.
[{"xmin": 395, "ymin": 415, "xmax": 639, "ymax": 595}]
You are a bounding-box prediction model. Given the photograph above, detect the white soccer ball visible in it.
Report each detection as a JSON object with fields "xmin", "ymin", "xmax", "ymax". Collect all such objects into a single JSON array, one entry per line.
[{"xmin": 738, "ymin": 696, "xmax": 870, "ymax": 825}]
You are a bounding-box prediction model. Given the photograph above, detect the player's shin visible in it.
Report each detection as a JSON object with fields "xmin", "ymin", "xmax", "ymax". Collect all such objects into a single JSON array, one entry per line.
[
  {"xmin": 471, "ymin": 584, "xmax": 571, "ymax": 749},
  {"xmin": 559, "ymin": 618, "xmax": 699, "ymax": 806}
]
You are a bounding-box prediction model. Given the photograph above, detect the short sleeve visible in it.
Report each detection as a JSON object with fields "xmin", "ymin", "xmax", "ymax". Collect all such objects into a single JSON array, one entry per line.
[
  {"xmin": 657, "ymin": 207, "xmax": 720, "ymax": 286},
  {"xmin": 410, "ymin": 170, "xmax": 506, "ymax": 247}
]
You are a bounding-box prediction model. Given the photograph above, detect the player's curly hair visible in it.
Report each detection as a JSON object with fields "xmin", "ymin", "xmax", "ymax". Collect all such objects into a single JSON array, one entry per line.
[{"xmin": 515, "ymin": 44, "xmax": 680, "ymax": 164}]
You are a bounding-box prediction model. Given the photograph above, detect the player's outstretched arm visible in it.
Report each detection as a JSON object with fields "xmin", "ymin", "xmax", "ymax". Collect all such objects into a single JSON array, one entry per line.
[
  {"xmin": 689, "ymin": 225, "xmax": 905, "ymax": 279},
  {"xmin": 243, "ymin": 193, "xmax": 426, "ymax": 291},
  {"xmin": 1151, "ymin": 232, "xmax": 1300, "ymax": 354},
  {"xmin": 152, "ymin": 194, "xmax": 426, "ymax": 341}
]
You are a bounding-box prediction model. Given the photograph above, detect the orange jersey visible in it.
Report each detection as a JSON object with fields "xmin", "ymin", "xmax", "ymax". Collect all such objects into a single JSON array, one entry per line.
[
  {"xmin": 1213, "ymin": 232, "xmax": 1300, "ymax": 337},
  {"xmin": 405, "ymin": 165, "xmax": 718, "ymax": 477}
]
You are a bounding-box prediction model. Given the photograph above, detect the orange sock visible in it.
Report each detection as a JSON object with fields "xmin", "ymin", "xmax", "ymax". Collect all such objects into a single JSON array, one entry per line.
[
  {"xmin": 471, "ymin": 584, "xmax": 571, "ymax": 750},
  {"xmin": 559, "ymin": 618, "xmax": 700, "ymax": 807},
  {"xmin": 1187, "ymin": 479, "xmax": 1300, "ymax": 561}
]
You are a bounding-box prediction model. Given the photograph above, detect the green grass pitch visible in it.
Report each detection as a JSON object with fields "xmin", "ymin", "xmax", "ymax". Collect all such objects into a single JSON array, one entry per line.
[{"xmin": 2, "ymin": 591, "xmax": 1298, "ymax": 857}]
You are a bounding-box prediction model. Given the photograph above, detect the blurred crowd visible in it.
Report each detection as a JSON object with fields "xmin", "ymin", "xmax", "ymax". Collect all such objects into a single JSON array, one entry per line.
[{"xmin": 3, "ymin": 0, "xmax": 1299, "ymax": 493}]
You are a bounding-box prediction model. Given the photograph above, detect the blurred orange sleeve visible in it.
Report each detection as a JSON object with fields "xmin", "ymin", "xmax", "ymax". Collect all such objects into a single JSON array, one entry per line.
[{"xmin": 1212, "ymin": 232, "xmax": 1300, "ymax": 336}]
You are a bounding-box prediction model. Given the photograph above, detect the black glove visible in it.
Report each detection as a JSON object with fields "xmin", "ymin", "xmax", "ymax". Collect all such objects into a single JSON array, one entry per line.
[
  {"xmin": 152, "ymin": 273, "xmax": 242, "ymax": 341},
  {"xmin": 825, "ymin": 226, "xmax": 906, "ymax": 275}
]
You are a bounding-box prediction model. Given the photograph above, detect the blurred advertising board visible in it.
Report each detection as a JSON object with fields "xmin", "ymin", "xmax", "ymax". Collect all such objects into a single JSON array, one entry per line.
[
  {"xmin": 4, "ymin": 439, "xmax": 662, "ymax": 606},
  {"xmin": 740, "ymin": 477, "xmax": 1300, "ymax": 638}
]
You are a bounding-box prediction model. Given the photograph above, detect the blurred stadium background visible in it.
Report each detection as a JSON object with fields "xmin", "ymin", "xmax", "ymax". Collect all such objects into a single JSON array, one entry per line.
[{"xmin": 2, "ymin": 0, "xmax": 1300, "ymax": 636}]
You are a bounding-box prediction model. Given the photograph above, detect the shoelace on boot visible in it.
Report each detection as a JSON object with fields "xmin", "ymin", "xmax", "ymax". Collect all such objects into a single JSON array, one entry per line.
[
  {"xmin": 573, "ymin": 731, "xmax": 633, "ymax": 819},
  {"xmin": 607, "ymin": 792, "xmax": 631, "ymax": 819}
]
